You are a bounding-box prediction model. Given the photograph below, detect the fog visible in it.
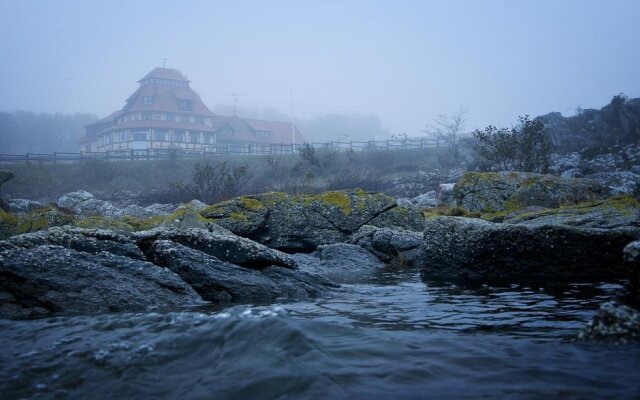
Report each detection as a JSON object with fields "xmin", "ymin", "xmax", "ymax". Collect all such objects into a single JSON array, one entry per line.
[{"xmin": 1, "ymin": 0, "xmax": 639, "ymax": 138}]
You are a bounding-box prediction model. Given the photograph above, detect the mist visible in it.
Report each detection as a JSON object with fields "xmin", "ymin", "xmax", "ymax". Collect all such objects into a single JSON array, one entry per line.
[{"xmin": 1, "ymin": 0, "xmax": 639, "ymax": 138}]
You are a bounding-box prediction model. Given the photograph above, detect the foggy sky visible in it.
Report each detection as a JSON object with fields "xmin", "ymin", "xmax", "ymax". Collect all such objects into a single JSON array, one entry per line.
[{"xmin": 1, "ymin": 0, "xmax": 639, "ymax": 136}]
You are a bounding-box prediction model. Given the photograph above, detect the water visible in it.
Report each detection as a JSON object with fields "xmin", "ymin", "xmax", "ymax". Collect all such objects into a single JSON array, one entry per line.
[{"xmin": 1, "ymin": 269, "xmax": 639, "ymax": 399}]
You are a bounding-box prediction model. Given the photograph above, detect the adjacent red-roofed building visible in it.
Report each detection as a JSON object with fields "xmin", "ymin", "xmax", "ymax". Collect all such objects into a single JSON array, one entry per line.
[{"xmin": 83, "ymin": 67, "xmax": 304, "ymax": 155}]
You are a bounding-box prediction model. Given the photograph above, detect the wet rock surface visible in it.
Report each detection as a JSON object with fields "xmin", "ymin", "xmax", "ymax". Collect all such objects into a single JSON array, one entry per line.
[
  {"xmin": 291, "ymin": 243, "xmax": 385, "ymax": 284},
  {"xmin": 349, "ymin": 225, "xmax": 422, "ymax": 265},
  {"xmin": 418, "ymin": 216, "xmax": 639, "ymax": 284},
  {"xmin": 454, "ymin": 172, "xmax": 609, "ymax": 212},
  {"xmin": 0, "ymin": 245, "xmax": 202, "ymax": 319},
  {"xmin": 147, "ymin": 240, "xmax": 334, "ymax": 302},
  {"xmin": 201, "ymin": 190, "xmax": 397, "ymax": 251}
]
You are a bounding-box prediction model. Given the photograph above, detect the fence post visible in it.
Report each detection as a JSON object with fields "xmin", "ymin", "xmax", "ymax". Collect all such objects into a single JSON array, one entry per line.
[{"xmin": 53, "ymin": 152, "xmax": 57, "ymax": 164}]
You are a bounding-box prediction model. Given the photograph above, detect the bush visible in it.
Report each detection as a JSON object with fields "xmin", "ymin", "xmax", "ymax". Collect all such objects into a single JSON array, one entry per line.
[
  {"xmin": 473, "ymin": 115, "xmax": 551, "ymax": 173},
  {"xmin": 171, "ymin": 161, "xmax": 251, "ymax": 204}
]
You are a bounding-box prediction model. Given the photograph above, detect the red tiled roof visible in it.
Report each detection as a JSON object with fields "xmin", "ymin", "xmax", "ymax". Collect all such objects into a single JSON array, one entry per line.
[
  {"xmin": 124, "ymin": 83, "xmax": 214, "ymax": 116},
  {"xmin": 214, "ymin": 116, "xmax": 305, "ymax": 145},
  {"xmin": 138, "ymin": 67, "xmax": 190, "ymax": 83},
  {"xmin": 86, "ymin": 110, "xmax": 124, "ymax": 127}
]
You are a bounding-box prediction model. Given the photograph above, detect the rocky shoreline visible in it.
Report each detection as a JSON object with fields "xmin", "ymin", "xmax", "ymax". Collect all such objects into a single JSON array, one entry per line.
[{"xmin": 0, "ymin": 170, "xmax": 639, "ymax": 340}]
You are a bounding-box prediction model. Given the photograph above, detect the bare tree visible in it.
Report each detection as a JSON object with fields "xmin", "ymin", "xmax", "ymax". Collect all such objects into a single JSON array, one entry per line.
[{"xmin": 423, "ymin": 107, "xmax": 468, "ymax": 168}]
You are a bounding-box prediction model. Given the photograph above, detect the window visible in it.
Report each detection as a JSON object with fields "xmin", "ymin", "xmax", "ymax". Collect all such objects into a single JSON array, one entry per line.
[
  {"xmin": 174, "ymin": 130, "xmax": 185, "ymax": 142},
  {"xmin": 154, "ymin": 112, "xmax": 161, "ymax": 120},
  {"xmin": 255, "ymin": 130, "xmax": 272, "ymax": 138},
  {"xmin": 195, "ymin": 116, "xmax": 204, "ymax": 125},
  {"xmin": 132, "ymin": 131, "xmax": 148, "ymax": 141},
  {"xmin": 189, "ymin": 132, "xmax": 200, "ymax": 143},
  {"xmin": 142, "ymin": 112, "xmax": 152, "ymax": 120},
  {"xmin": 143, "ymin": 96, "xmax": 154, "ymax": 105},
  {"xmin": 116, "ymin": 131, "xmax": 128, "ymax": 142},
  {"xmin": 181, "ymin": 114, "xmax": 190, "ymax": 123},
  {"xmin": 166, "ymin": 113, "xmax": 175, "ymax": 121},
  {"xmin": 177, "ymin": 99, "xmax": 193, "ymax": 111},
  {"xmin": 203, "ymin": 133, "xmax": 215, "ymax": 144},
  {"xmin": 154, "ymin": 130, "xmax": 168, "ymax": 141}
]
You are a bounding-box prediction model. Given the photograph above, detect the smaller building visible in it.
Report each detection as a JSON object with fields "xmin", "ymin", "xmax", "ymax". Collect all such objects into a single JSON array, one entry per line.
[{"xmin": 83, "ymin": 67, "xmax": 305, "ymax": 155}]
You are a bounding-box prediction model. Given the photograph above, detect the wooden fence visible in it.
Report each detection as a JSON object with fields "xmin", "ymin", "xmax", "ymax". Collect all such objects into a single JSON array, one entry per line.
[{"xmin": 0, "ymin": 138, "xmax": 440, "ymax": 164}]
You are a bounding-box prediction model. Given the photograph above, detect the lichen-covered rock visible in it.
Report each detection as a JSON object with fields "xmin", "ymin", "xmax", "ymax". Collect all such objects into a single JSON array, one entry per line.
[
  {"xmin": 7, "ymin": 199, "xmax": 45, "ymax": 213},
  {"xmin": 417, "ymin": 216, "xmax": 639, "ymax": 284},
  {"xmin": 200, "ymin": 190, "xmax": 396, "ymax": 251},
  {"xmin": 0, "ymin": 245, "xmax": 202, "ymax": 319},
  {"xmin": 6, "ymin": 226, "xmax": 145, "ymax": 260},
  {"xmin": 133, "ymin": 227, "xmax": 296, "ymax": 269},
  {"xmin": 502, "ymin": 195, "xmax": 640, "ymax": 230},
  {"xmin": 586, "ymin": 171, "xmax": 640, "ymax": 196},
  {"xmin": 57, "ymin": 190, "xmax": 174, "ymax": 219},
  {"xmin": 349, "ymin": 225, "xmax": 422, "ymax": 265},
  {"xmin": 147, "ymin": 240, "xmax": 334, "ymax": 302},
  {"xmin": 454, "ymin": 172, "xmax": 609, "ymax": 212},
  {"xmin": 291, "ymin": 243, "xmax": 385, "ymax": 284},
  {"xmin": 0, "ymin": 209, "xmax": 17, "ymax": 239},
  {"xmin": 367, "ymin": 206, "xmax": 425, "ymax": 231},
  {"xmin": 579, "ymin": 301, "xmax": 640, "ymax": 342},
  {"xmin": 410, "ymin": 191, "xmax": 437, "ymax": 208},
  {"xmin": 15, "ymin": 205, "xmax": 75, "ymax": 235}
]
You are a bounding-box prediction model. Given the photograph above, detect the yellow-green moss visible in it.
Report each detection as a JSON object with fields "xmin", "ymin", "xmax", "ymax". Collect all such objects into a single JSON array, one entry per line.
[
  {"xmin": 239, "ymin": 196, "xmax": 264, "ymax": 212},
  {"xmin": 229, "ymin": 210, "xmax": 250, "ymax": 222},
  {"xmin": 16, "ymin": 206, "xmax": 74, "ymax": 234},
  {"xmin": 0, "ymin": 209, "xmax": 17, "ymax": 225},
  {"xmin": 303, "ymin": 191, "xmax": 352, "ymax": 214},
  {"xmin": 121, "ymin": 214, "xmax": 166, "ymax": 231}
]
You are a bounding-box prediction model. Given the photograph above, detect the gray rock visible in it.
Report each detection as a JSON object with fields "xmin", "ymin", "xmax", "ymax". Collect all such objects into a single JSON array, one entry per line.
[
  {"xmin": 396, "ymin": 197, "xmax": 413, "ymax": 208},
  {"xmin": 560, "ymin": 168, "xmax": 584, "ymax": 179},
  {"xmin": 293, "ymin": 243, "xmax": 385, "ymax": 283},
  {"xmin": 417, "ymin": 216, "xmax": 638, "ymax": 284},
  {"xmin": 57, "ymin": 190, "xmax": 174, "ymax": 219},
  {"xmin": 201, "ymin": 191, "xmax": 396, "ymax": 251},
  {"xmin": 147, "ymin": 240, "xmax": 334, "ymax": 302},
  {"xmin": 454, "ymin": 171, "xmax": 609, "ymax": 212},
  {"xmin": 350, "ymin": 225, "xmax": 423, "ymax": 265},
  {"xmin": 6, "ymin": 226, "xmax": 145, "ymax": 260},
  {"xmin": 503, "ymin": 196, "xmax": 640, "ymax": 230},
  {"xmin": 436, "ymin": 183, "xmax": 456, "ymax": 206},
  {"xmin": 586, "ymin": 171, "xmax": 640, "ymax": 196},
  {"xmin": 410, "ymin": 191, "xmax": 437, "ymax": 208},
  {"xmin": 133, "ymin": 227, "xmax": 296, "ymax": 269},
  {"xmin": 367, "ymin": 206, "xmax": 425, "ymax": 231},
  {"xmin": 579, "ymin": 301, "xmax": 640, "ymax": 342},
  {"xmin": 7, "ymin": 199, "xmax": 45, "ymax": 213},
  {"xmin": 0, "ymin": 245, "xmax": 202, "ymax": 319}
]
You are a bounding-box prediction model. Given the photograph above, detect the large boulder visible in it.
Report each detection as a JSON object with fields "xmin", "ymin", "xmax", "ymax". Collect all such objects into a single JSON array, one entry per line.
[
  {"xmin": 454, "ymin": 172, "xmax": 609, "ymax": 213},
  {"xmin": 417, "ymin": 216, "xmax": 639, "ymax": 284},
  {"xmin": 349, "ymin": 225, "xmax": 423, "ymax": 265},
  {"xmin": 291, "ymin": 243, "xmax": 385, "ymax": 283},
  {"xmin": 0, "ymin": 245, "xmax": 202, "ymax": 319},
  {"xmin": 502, "ymin": 195, "xmax": 640, "ymax": 230},
  {"xmin": 7, "ymin": 199, "xmax": 45, "ymax": 213},
  {"xmin": 148, "ymin": 240, "xmax": 334, "ymax": 301},
  {"xmin": 367, "ymin": 206, "xmax": 425, "ymax": 231},
  {"xmin": 586, "ymin": 171, "xmax": 640, "ymax": 196},
  {"xmin": 6, "ymin": 226, "xmax": 145, "ymax": 260},
  {"xmin": 579, "ymin": 301, "xmax": 640, "ymax": 342},
  {"xmin": 133, "ymin": 227, "xmax": 296, "ymax": 269},
  {"xmin": 200, "ymin": 190, "xmax": 396, "ymax": 251}
]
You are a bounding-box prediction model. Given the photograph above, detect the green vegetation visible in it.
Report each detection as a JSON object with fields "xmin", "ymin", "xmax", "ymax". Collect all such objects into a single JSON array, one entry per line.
[{"xmin": 473, "ymin": 115, "xmax": 551, "ymax": 173}]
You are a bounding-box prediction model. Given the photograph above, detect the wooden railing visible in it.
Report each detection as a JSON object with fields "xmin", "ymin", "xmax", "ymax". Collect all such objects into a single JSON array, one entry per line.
[{"xmin": 0, "ymin": 138, "xmax": 440, "ymax": 164}]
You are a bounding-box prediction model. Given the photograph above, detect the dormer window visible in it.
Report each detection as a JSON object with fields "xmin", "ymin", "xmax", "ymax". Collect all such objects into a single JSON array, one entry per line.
[
  {"xmin": 255, "ymin": 130, "xmax": 272, "ymax": 138},
  {"xmin": 177, "ymin": 99, "xmax": 193, "ymax": 111},
  {"xmin": 143, "ymin": 96, "xmax": 154, "ymax": 105}
]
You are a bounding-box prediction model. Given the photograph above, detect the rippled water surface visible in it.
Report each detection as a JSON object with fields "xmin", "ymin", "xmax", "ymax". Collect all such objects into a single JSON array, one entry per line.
[{"xmin": 2, "ymin": 269, "xmax": 639, "ymax": 399}]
